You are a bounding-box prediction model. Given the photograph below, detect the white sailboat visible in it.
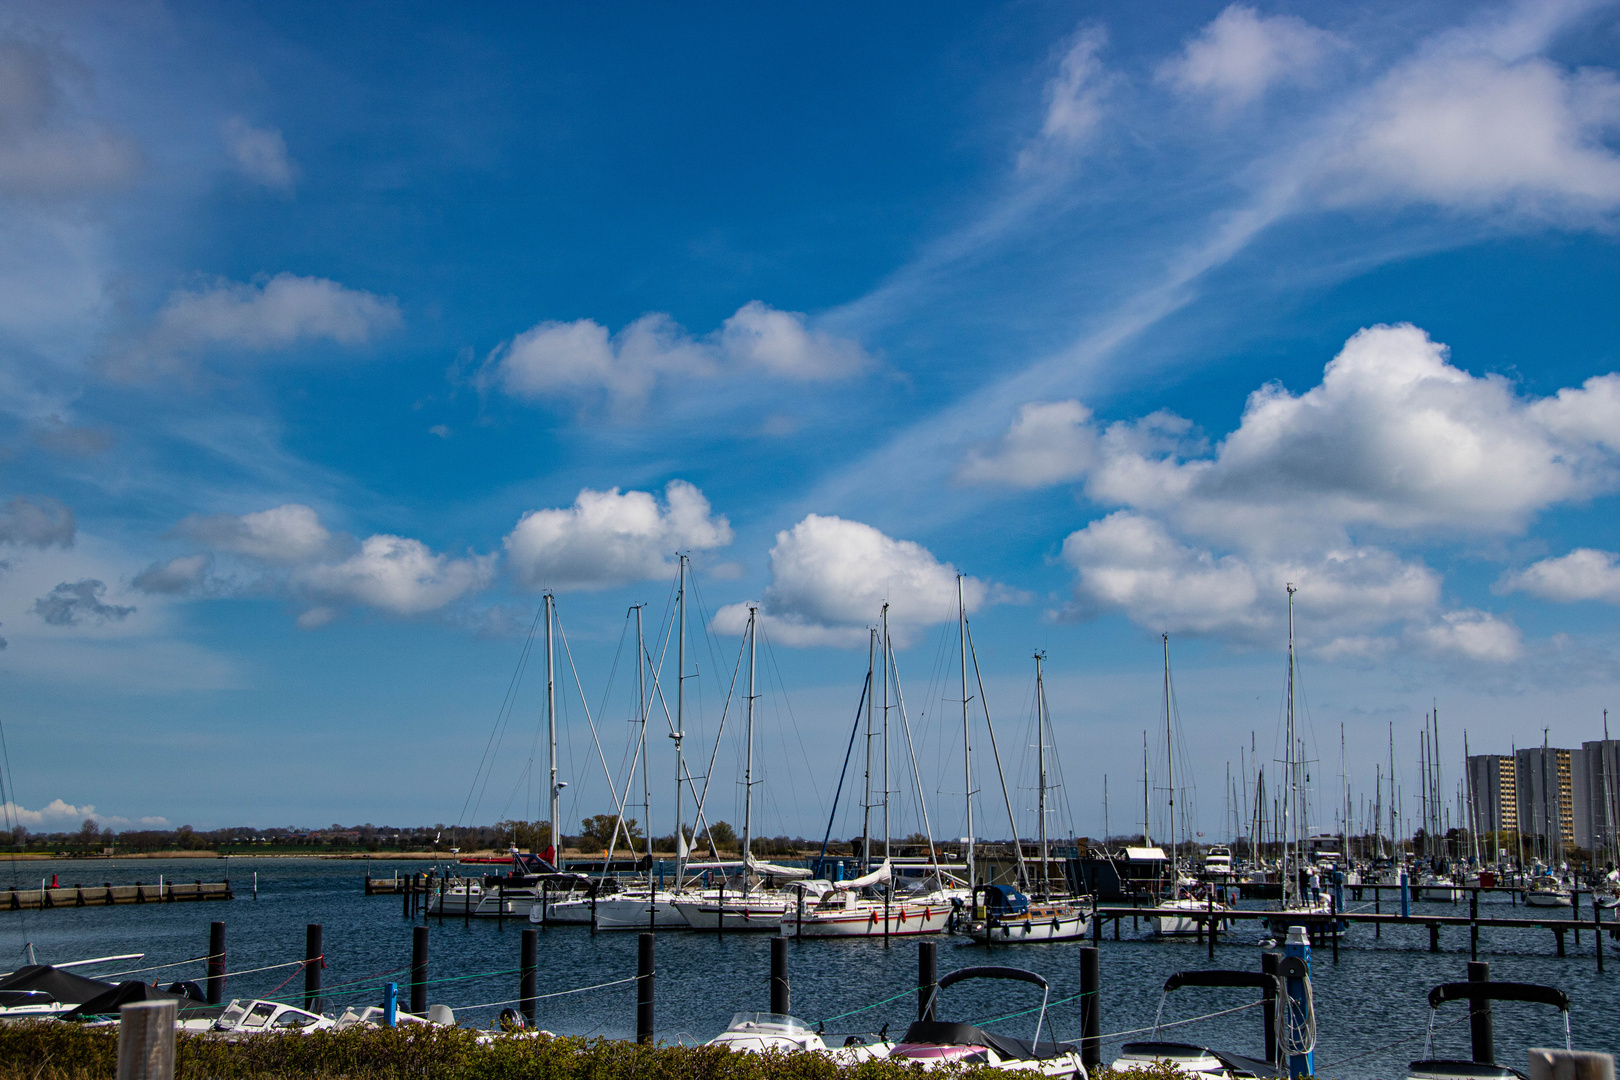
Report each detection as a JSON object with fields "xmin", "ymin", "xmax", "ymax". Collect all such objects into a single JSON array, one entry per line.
[
  {"xmin": 1151, "ymin": 634, "xmax": 1233, "ymax": 938},
  {"xmin": 964, "ymin": 647, "xmax": 1092, "ymax": 943},
  {"xmin": 1265, "ymin": 585, "xmax": 1339, "ymax": 937}
]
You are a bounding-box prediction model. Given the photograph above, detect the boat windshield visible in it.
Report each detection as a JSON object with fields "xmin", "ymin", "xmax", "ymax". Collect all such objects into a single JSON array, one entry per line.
[{"xmin": 727, "ymin": 1012, "xmax": 811, "ymax": 1034}]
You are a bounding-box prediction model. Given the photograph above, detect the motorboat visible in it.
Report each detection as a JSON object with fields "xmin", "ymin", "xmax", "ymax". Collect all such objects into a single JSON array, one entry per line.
[
  {"xmin": 0, "ymin": 964, "xmax": 117, "ymax": 1019},
  {"xmin": 64, "ymin": 980, "xmax": 223, "ymax": 1030},
  {"xmin": 335, "ymin": 1003, "xmax": 455, "ymax": 1030},
  {"xmin": 890, "ymin": 965, "xmax": 1088, "ymax": 1077},
  {"xmin": 1419, "ymin": 875, "xmax": 1463, "ymax": 903},
  {"xmin": 963, "ymin": 885, "xmax": 1092, "ymax": 944},
  {"xmin": 1110, "ymin": 969, "xmax": 1285, "ymax": 1079},
  {"xmin": 1154, "ymin": 886, "xmax": 1234, "ymax": 937},
  {"xmin": 705, "ymin": 1011, "xmax": 889, "ymax": 1062},
  {"xmin": 1404, "ymin": 979, "xmax": 1570, "ymax": 1080},
  {"xmin": 1523, "ymin": 875, "xmax": 1572, "ymax": 908},
  {"xmin": 211, "ymin": 999, "xmax": 335, "ymax": 1035},
  {"xmin": 1203, "ymin": 847, "xmax": 1236, "ymax": 882}
]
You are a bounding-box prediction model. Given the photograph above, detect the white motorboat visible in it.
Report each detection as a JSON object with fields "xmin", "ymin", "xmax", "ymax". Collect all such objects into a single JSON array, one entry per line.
[
  {"xmin": 706, "ymin": 1011, "xmax": 889, "ymax": 1062},
  {"xmin": 963, "ymin": 884, "xmax": 1092, "ymax": 944},
  {"xmin": 212, "ymin": 998, "xmax": 335, "ymax": 1035},
  {"xmin": 1419, "ymin": 875, "xmax": 1463, "ymax": 903},
  {"xmin": 890, "ymin": 966, "xmax": 1088, "ymax": 1078},
  {"xmin": 0, "ymin": 964, "xmax": 118, "ymax": 1020},
  {"xmin": 1523, "ymin": 875, "xmax": 1572, "ymax": 908},
  {"xmin": 1110, "ymin": 969, "xmax": 1286, "ymax": 1079},
  {"xmin": 1154, "ymin": 889, "xmax": 1234, "ymax": 937},
  {"xmin": 1204, "ymin": 846, "xmax": 1236, "ymax": 881}
]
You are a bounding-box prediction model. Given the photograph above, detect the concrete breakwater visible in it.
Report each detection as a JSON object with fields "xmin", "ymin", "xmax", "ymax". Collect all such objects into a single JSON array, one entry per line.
[{"xmin": 1, "ymin": 879, "xmax": 232, "ymax": 909}]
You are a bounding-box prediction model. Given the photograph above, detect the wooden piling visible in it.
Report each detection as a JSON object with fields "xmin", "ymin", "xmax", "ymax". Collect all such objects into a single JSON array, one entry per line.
[
  {"xmin": 411, "ymin": 926, "xmax": 429, "ymax": 1015},
  {"xmin": 117, "ymin": 1000, "xmax": 176, "ymax": 1080}
]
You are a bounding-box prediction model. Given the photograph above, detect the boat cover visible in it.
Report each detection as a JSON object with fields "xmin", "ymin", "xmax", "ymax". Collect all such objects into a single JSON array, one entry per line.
[
  {"xmin": 982, "ymin": 885, "xmax": 1030, "ymax": 915},
  {"xmin": 900, "ymin": 1020, "xmax": 1079, "ymax": 1062},
  {"xmin": 746, "ymin": 855, "xmax": 812, "ymax": 879},
  {"xmin": 65, "ymin": 981, "xmax": 227, "ymax": 1021},
  {"xmin": 841, "ymin": 860, "xmax": 891, "ymax": 890},
  {"xmin": 0, "ymin": 965, "xmax": 115, "ymax": 1008}
]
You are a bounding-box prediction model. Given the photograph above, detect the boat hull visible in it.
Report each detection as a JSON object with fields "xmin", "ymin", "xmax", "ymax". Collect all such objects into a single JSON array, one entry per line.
[
  {"xmin": 592, "ymin": 896, "xmax": 691, "ymax": 929},
  {"xmin": 785, "ymin": 902, "xmax": 952, "ymax": 937},
  {"xmin": 967, "ymin": 908, "xmax": 1091, "ymax": 943},
  {"xmin": 672, "ymin": 900, "xmax": 787, "ymax": 930}
]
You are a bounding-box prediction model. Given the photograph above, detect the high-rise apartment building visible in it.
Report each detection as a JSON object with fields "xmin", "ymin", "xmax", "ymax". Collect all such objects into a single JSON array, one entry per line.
[
  {"xmin": 1575, "ymin": 739, "xmax": 1620, "ymax": 857},
  {"xmin": 1516, "ymin": 746, "xmax": 1574, "ymax": 854},
  {"xmin": 1465, "ymin": 754, "xmax": 1517, "ymax": 838}
]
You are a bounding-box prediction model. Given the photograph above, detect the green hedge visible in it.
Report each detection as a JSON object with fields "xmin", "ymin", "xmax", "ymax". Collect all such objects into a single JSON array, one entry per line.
[{"xmin": 0, "ymin": 1023, "xmax": 1191, "ymax": 1080}]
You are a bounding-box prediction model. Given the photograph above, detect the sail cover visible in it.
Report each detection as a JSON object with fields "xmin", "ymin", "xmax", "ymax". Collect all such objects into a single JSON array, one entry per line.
[
  {"xmin": 746, "ymin": 854, "xmax": 813, "ymax": 879},
  {"xmin": 840, "ymin": 859, "xmax": 892, "ymax": 890}
]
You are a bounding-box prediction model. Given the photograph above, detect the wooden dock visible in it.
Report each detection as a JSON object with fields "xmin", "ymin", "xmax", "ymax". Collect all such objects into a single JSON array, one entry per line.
[{"xmin": 1, "ymin": 880, "xmax": 232, "ymax": 910}]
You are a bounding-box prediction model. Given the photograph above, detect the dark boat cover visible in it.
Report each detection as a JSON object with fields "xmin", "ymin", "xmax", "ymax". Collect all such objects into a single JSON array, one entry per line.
[
  {"xmin": 65, "ymin": 981, "xmax": 227, "ymax": 1021},
  {"xmin": 0, "ymin": 965, "xmax": 116, "ymax": 1008}
]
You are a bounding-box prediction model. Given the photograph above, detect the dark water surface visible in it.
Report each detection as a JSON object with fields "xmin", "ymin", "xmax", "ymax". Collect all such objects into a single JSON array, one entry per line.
[{"xmin": 3, "ymin": 858, "xmax": 1616, "ymax": 1076}]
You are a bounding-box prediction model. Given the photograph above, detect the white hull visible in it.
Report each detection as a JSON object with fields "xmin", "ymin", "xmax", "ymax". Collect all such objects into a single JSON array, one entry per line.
[
  {"xmin": 528, "ymin": 898, "xmax": 595, "ymax": 924},
  {"xmin": 785, "ymin": 900, "xmax": 952, "ymax": 937},
  {"xmin": 592, "ymin": 895, "xmax": 691, "ymax": 929},
  {"xmin": 672, "ymin": 898, "xmax": 787, "ymax": 930},
  {"xmin": 429, "ymin": 888, "xmax": 533, "ymax": 917},
  {"xmin": 1153, "ymin": 898, "xmax": 1233, "ymax": 937},
  {"xmin": 1524, "ymin": 892, "xmax": 1572, "ymax": 908}
]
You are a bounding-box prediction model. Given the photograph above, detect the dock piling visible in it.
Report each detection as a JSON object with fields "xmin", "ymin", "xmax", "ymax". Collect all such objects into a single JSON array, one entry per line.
[
  {"xmin": 411, "ymin": 926, "xmax": 429, "ymax": 1015},
  {"xmin": 636, "ymin": 933, "xmax": 654, "ymax": 1044},
  {"xmin": 1079, "ymin": 946, "xmax": 1100, "ymax": 1071},
  {"xmin": 1261, "ymin": 952, "xmax": 1279, "ymax": 1067},
  {"xmin": 403, "ymin": 874, "xmax": 411, "ymax": 918},
  {"xmin": 1430, "ymin": 922, "xmax": 1441, "ymax": 953},
  {"xmin": 117, "ymin": 999, "xmax": 176, "ymax": 1080},
  {"xmin": 770, "ymin": 936, "xmax": 789, "ymax": 1015},
  {"xmin": 303, "ymin": 924, "xmax": 322, "ymax": 1013},
  {"xmin": 206, "ymin": 922, "xmax": 225, "ymax": 1005},
  {"xmin": 1468, "ymin": 961, "xmax": 1493, "ymax": 1065},
  {"xmin": 1595, "ymin": 903, "xmax": 1605, "ymax": 974},
  {"xmin": 520, "ymin": 929, "xmax": 537, "ymax": 1025}
]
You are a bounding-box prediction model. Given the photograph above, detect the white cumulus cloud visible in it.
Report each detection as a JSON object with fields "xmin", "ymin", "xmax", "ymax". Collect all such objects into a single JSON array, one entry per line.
[
  {"xmin": 1318, "ymin": 45, "xmax": 1620, "ymax": 217},
  {"xmin": 1410, "ymin": 608, "xmax": 1523, "ymax": 662},
  {"xmin": 504, "ymin": 480, "xmax": 732, "ymax": 591},
  {"xmin": 714, "ymin": 514, "xmax": 999, "ymax": 647},
  {"xmin": 224, "ymin": 118, "xmax": 299, "ymax": 192},
  {"xmin": 176, "ymin": 504, "xmax": 335, "ymax": 563},
  {"xmin": 956, "ymin": 400, "xmax": 1096, "ymax": 487},
  {"xmin": 1159, "ymin": 5, "xmax": 1337, "ymax": 108},
  {"xmin": 484, "ymin": 302, "xmax": 872, "ymax": 412},
  {"xmin": 1499, "ymin": 549, "xmax": 1620, "ymax": 604},
  {"xmin": 297, "ymin": 535, "xmax": 495, "ymax": 617}
]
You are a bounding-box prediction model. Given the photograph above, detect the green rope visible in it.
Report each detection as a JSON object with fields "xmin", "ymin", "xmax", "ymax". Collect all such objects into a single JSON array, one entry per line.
[
  {"xmin": 814, "ymin": 986, "xmax": 918, "ymax": 1024},
  {"xmin": 970, "ymin": 988, "xmax": 1093, "ymax": 1028}
]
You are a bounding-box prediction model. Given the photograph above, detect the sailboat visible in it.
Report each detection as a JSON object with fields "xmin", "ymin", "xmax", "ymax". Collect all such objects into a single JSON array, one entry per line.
[
  {"xmin": 674, "ymin": 604, "xmax": 811, "ymax": 930},
  {"xmin": 785, "ymin": 602, "xmax": 962, "ymax": 938},
  {"xmin": 1264, "ymin": 585, "xmax": 1341, "ymax": 938},
  {"xmin": 1150, "ymin": 634, "xmax": 1234, "ymax": 938},
  {"xmin": 962, "ymin": 647, "xmax": 1092, "ymax": 943}
]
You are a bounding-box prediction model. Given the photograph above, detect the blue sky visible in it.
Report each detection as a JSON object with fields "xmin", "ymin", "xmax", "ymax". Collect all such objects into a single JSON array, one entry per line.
[{"xmin": 3, "ymin": 0, "xmax": 1620, "ymax": 846}]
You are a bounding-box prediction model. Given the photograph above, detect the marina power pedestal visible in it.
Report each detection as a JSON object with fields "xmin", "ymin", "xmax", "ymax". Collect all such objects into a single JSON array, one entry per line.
[
  {"xmin": 1283, "ymin": 926, "xmax": 1315, "ymax": 1079},
  {"xmin": 1400, "ymin": 871, "xmax": 1411, "ymax": 917}
]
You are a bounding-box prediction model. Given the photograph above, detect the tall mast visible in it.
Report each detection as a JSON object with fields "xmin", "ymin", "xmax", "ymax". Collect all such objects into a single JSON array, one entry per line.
[
  {"xmin": 673, "ymin": 556, "xmax": 686, "ymax": 875},
  {"xmin": 545, "ymin": 592, "xmax": 559, "ymax": 852},
  {"xmin": 1163, "ymin": 633, "xmax": 1175, "ymax": 875},
  {"xmin": 1388, "ymin": 722, "xmax": 1397, "ymax": 855},
  {"xmin": 1284, "ymin": 583, "xmax": 1297, "ymax": 905},
  {"xmin": 958, "ymin": 576, "xmax": 974, "ymax": 888},
  {"xmin": 1035, "ymin": 651, "xmax": 1050, "ymax": 896},
  {"xmin": 862, "ymin": 628, "xmax": 875, "ymax": 871},
  {"xmin": 881, "ymin": 602, "xmax": 891, "ymax": 866},
  {"xmin": 636, "ymin": 603, "xmax": 650, "ymax": 871},
  {"xmin": 741, "ymin": 606, "xmax": 757, "ymax": 874},
  {"xmin": 1142, "ymin": 732, "xmax": 1151, "ymax": 847}
]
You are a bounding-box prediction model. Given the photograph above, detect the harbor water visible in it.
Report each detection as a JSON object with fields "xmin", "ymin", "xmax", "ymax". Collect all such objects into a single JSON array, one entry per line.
[{"xmin": 3, "ymin": 857, "xmax": 1616, "ymax": 1076}]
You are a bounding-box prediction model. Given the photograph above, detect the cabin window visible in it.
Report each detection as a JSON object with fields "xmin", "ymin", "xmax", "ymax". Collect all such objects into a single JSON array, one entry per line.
[{"xmin": 243, "ymin": 1002, "xmax": 277, "ymax": 1027}]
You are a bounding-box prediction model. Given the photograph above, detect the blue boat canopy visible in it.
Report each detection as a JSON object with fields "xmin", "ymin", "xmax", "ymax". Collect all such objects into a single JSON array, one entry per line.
[{"xmin": 983, "ymin": 885, "xmax": 1030, "ymax": 914}]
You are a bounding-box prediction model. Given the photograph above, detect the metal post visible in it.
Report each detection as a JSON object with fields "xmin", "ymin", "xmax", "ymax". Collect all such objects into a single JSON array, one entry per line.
[
  {"xmin": 1471, "ymin": 891, "xmax": 1479, "ymax": 961},
  {"xmin": 1284, "ymin": 926, "xmax": 1314, "ymax": 1079},
  {"xmin": 1400, "ymin": 870, "xmax": 1410, "ymax": 918},
  {"xmin": 384, "ymin": 982, "xmax": 398, "ymax": 1027},
  {"xmin": 521, "ymin": 929, "xmax": 538, "ymax": 1025},
  {"xmin": 303, "ymin": 924, "xmax": 322, "ymax": 1013},
  {"xmin": 1261, "ymin": 951, "xmax": 1280, "ymax": 1066},
  {"xmin": 411, "ymin": 925, "xmax": 429, "ymax": 1015},
  {"xmin": 1080, "ymin": 946, "xmax": 1100, "ymax": 1070},
  {"xmin": 206, "ymin": 922, "xmax": 225, "ymax": 1005},
  {"xmin": 1467, "ymin": 960, "xmax": 1494, "ymax": 1065},
  {"xmin": 918, "ymin": 940, "xmax": 937, "ymax": 1021},
  {"xmin": 770, "ymin": 936, "xmax": 789, "ymax": 1015},
  {"xmin": 117, "ymin": 1000, "xmax": 176, "ymax": 1080},
  {"xmin": 637, "ymin": 933, "xmax": 654, "ymax": 1044}
]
